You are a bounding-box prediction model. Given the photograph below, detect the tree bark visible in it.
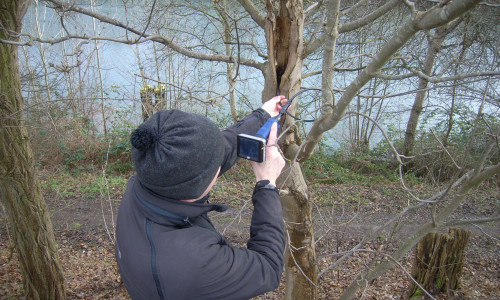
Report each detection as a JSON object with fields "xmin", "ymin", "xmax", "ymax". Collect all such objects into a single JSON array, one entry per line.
[
  {"xmin": 409, "ymin": 228, "xmax": 471, "ymax": 298},
  {"xmin": 0, "ymin": 1, "xmax": 66, "ymax": 299}
]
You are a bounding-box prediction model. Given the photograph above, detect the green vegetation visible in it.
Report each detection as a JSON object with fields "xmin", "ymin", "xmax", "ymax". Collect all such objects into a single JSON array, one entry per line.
[
  {"xmin": 302, "ymin": 150, "xmax": 398, "ymax": 185},
  {"xmin": 40, "ymin": 171, "xmax": 128, "ymax": 199}
]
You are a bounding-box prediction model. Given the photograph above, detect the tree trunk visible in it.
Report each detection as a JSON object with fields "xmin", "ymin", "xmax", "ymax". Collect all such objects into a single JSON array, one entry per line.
[
  {"xmin": 217, "ymin": 0, "xmax": 239, "ymax": 122},
  {"xmin": 402, "ymin": 27, "xmax": 446, "ymax": 159},
  {"xmin": 409, "ymin": 228, "xmax": 471, "ymax": 298},
  {"xmin": 444, "ymin": 22, "xmax": 471, "ymax": 148},
  {"xmin": 264, "ymin": 1, "xmax": 318, "ymax": 299},
  {"xmin": 0, "ymin": 1, "xmax": 66, "ymax": 299},
  {"xmin": 281, "ymin": 162, "xmax": 318, "ymax": 300},
  {"xmin": 140, "ymin": 84, "xmax": 154, "ymax": 121}
]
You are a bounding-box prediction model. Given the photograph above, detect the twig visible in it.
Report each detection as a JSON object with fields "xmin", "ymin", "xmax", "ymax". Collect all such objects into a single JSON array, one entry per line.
[
  {"xmin": 359, "ymin": 278, "xmax": 369, "ymax": 300},
  {"xmin": 322, "ymin": 248, "xmax": 437, "ymax": 300},
  {"xmin": 471, "ymin": 223, "xmax": 500, "ymax": 243},
  {"xmin": 100, "ymin": 141, "xmax": 116, "ymax": 243},
  {"xmin": 430, "ymin": 129, "xmax": 462, "ymax": 169},
  {"xmin": 221, "ymin": 197, "xmax": 251, "ymax": 235},
  {"xmin": 345, "ymin": 111, "xmax": 402, "ymax": 165},
  {"xmin": 133, "ymin": 73, "xmax": 229, "ymax": 106},
  {"xmin": 0, "ymin": 97, "xmax": 141, "ymax": 121},
  {"xmin": 284, "ymin": 226, "xmax": 319, "ymax": 288},
  {"xmin": 402, "ymin": 0, "xmax": 417, "ymax": 13}
]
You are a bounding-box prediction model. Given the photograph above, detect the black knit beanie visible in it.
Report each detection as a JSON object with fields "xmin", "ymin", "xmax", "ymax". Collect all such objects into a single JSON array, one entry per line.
[{"xmin": 130, "ymin": 109, "xmax": 225, "ymax": 200}]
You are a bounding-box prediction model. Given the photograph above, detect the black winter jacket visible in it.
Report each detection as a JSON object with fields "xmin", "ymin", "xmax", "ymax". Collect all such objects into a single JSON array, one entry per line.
[{"xmin": 115, "ymin": 109, "xmax": 285, "ymax": 300}]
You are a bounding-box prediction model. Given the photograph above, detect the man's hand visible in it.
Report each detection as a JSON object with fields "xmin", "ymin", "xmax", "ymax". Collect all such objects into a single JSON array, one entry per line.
[
  {"xmin": 250, "ymin": 123, "xmax": 285, "ymax": 186},
  {"xmin": 261, "ymin": 95, "xmax": 287, "ymax": 118}
]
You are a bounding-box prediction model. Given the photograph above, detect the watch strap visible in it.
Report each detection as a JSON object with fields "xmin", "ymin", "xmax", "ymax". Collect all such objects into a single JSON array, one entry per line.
[{"xmin": 254, "ymin": 180, "xmax": 278, "ymax": 193}]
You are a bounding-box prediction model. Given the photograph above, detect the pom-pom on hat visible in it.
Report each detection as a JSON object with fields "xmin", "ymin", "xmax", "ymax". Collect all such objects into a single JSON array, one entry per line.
[{"xmin": 130, "ymin": 110, "xmax": 225, "ymax": 200}]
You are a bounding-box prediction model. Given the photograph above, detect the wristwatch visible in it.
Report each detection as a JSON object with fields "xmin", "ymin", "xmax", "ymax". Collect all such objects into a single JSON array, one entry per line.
[{"xmin": 255, "ymin": 180, "xmax": 278, "ymax": 192}]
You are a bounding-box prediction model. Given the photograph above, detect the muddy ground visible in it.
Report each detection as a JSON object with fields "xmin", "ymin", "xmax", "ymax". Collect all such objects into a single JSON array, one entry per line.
[{"xmin": 0, "ymin": 169, "xmax": 498, "ymax": 299}]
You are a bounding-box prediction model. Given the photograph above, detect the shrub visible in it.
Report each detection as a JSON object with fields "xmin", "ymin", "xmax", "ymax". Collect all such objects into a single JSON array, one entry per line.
[
  {"xmin": 302, "ymin": 149, "xmax": 396, "ymax": 184},
  {"xmin": 27, "ymin": 103, "xmax": 135, "ymax": 175},
  {"xmin": 405, "ymin": 106, "xmax": 498, "ymax": 181}
]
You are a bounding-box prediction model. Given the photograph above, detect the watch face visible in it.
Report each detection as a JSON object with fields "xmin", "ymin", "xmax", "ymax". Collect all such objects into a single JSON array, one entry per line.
[{"xmin": 237, "ymin": 134, "xmax": 266, "ymax": 162}]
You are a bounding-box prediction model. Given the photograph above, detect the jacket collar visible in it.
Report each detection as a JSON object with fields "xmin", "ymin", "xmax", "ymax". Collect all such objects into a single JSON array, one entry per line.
[{"xmin": 132, "ymin": 176, "xmax": 227, "ymax": 219}]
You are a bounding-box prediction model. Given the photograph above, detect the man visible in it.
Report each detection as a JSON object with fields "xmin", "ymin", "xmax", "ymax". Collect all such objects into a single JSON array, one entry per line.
[{"xmin": 115, "ymin": 96, "xmax": 287, "ymax": 300}]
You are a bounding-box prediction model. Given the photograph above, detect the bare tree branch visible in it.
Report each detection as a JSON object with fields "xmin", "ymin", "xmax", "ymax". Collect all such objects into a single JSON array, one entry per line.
[
  {"xmin": 339, "ymin": 162, "xmax": 499, "ymax": 299},
  {"xmin": 374, "ymin": 70, "xmax": 500, "ymax": 83},
  {"xmin": 316, "ymin": 110, "xmax": 474, "ymax": 282},
  {"xmin": 304, "ymin": 1, "xmax": 324, "ymax": 19},
  {"xmin": 302, "ymin": 77, "xmax": 489, "ymax": 101},
  {"xmin": 318, "ymin": 0, "xmax": 340, "ymax": 116},
  {"xmin": 237, "ymin": 0, "xmax": 266, "ymax": 28},
  {"xmin": 38, "ymin": 0, "xmax": 265, "ymax": 70},
  {"xmin": 442, "ymin": 216, "xmax": 500, "ymax": 227},
  {"xmin": 430, "ymin": 129, "xmax": 463, "ymax": 170},
  {"xmin": 323, "ymin": 249, "xmax": 438, "ymax": 299},
  {"xmin": 303, "ymin": 0, "xmax": 340, "ymax": 58},
  {"xmin": 304, "ymin": 0, "xmax": 399, "ymax": 57},
  {"xmin": 298, "ymin": 0, "xmax": 482, "ymax": 162},
  {"xmin": 340, "ymin": 0, "xmax": 367, "ymax": 16},
  {"xmin": 134, "ymin": 73, "xmax": 230, "ymax": 106},
  {"xmin": 338, "ymin": 0, "xmax": 400, "ymax": 33}
]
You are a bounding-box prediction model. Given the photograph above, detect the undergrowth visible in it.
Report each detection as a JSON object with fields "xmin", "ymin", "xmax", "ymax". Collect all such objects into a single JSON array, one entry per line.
[
  {"xmin": 302, "ymin": 150, "xmax": 399, "ymax": 185},
  {"xmin": 39, "ymin": 148, "xmax": 417, "ymax": 200},
  {"xmin": 40, "ymin": 170, "xmax": 129, "ymax": 199}
]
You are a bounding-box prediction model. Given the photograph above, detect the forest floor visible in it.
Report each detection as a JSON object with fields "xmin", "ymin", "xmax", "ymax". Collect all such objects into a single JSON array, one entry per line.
[{"xmin": 0, "ymin": 166, "xmax": 498, "ymax": 300}]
